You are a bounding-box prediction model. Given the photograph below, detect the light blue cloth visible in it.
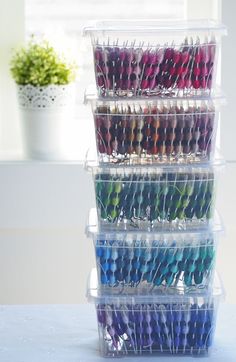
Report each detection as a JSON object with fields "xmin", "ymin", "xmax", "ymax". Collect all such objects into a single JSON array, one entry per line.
[{"xmin": 0, "ymin": 303, "xmax": 235, "ymax": 362}]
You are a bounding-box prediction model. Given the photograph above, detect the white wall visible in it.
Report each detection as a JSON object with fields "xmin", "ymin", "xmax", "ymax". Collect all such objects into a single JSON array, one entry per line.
[
  {"xmin": 0, "ymin": 165, "xmax": 95, "ymax": 304},
  {"xmin": 221, "ymin": 1, "xmax": 236, "ymax": 161},
  {"xmin": 185, "ymin": 0, "xmax": 221, "ymax": 19}
]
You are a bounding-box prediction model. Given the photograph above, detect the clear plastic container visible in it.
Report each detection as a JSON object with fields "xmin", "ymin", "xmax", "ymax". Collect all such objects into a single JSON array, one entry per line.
[
  {"xmin": 86, "ymin": 157, "xmax": 224, "ymax": 231},
  {"xmin": 83, "ymin": 20, "xmax": 227, "ymax": 98},
  {"xmin": 86, "ymin": 208, "xmax": 223, "ymax": 293},
  {"xmin": 87, "ymin": 268, "xmax": 224, "ymax": 357},
  {"xmin": 85, "ymin": 89, "xmax": 225, "ymax": 165}
]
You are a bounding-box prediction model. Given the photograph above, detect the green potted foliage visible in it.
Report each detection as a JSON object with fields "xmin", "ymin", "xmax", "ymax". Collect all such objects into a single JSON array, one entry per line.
[{"xmin": 10, "ymin": 39, "xmax": 78, "ymax": 160}]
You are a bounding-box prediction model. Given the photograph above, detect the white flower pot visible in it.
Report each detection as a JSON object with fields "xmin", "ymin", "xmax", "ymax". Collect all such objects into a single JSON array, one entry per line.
[{"xmin": 17, "ymin": 84, "xmax": 76, "ymax": 160}]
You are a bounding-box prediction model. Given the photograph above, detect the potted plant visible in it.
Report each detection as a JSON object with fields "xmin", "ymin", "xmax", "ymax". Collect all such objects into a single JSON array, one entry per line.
[{"xmin": 10, "ymin": 39, "xmax": 78, "ymax": 160}]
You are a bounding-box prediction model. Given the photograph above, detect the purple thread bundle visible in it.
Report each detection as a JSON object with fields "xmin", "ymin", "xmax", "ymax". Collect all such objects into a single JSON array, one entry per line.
[
  {"xmin": 96, "ymin": 302, "xmax": 215, "ymax": 356},
  {"xmin": 93, "ymin": 39, "xmax": 216, "ymax": 97}
]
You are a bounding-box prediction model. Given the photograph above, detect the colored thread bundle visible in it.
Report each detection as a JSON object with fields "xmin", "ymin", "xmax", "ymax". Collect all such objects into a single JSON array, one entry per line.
[
  {"xmin": 96, "ymin": 302, "xmax": 215, "ymax": 355},
  {"xmin": 93, "ymin": 38, "xmax": 216, "ymax": 97},
  {"xmin": 94, "ymin": 102, "xmax": 215, "ymax": 164},
  {"xmin": 95, "ymin": 239, "xmax": 215, "ymax": 290},
  {"xmin": 95, "ymin": 171, "xmax": 214, "ymax": 226}
]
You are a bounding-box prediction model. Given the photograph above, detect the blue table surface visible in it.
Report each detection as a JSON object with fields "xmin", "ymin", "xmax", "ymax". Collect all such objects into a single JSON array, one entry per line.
[{"xmin": 0, "ymin": 303, "xmax": 235, "ymax": 362}]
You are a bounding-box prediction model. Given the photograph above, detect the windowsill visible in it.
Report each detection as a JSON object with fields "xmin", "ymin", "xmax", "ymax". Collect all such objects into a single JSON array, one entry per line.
[{"xmin": 0, "ymin": 150, "xmax": 85, "ymax": 165}]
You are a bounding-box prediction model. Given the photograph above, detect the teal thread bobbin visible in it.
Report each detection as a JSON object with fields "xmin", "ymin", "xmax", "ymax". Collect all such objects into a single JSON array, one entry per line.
[{"xmin": 96, "ymin": 238, "xmax": 216, "ymax": 290}]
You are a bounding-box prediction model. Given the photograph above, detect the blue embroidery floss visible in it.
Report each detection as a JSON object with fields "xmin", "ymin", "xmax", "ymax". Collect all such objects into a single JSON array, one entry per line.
[{"xmin": 88, "ymin": 209, "xmax": 221, "ymax": 293}]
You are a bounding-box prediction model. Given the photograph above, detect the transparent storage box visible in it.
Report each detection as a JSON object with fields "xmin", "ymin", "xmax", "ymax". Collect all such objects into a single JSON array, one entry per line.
[
  {"xmin": 85, "ymin": 90, "xmax": 225, "ymax": 165},
  {"xmin": 86, "ymin": 208, "xmax": 223, "ymax": 292},
  {"xmin": 87, "ymin": 268, "xmax": 224, "ymax": 357},
  {"xmin": 86, "ymin": 157, "xmax": 224, "ymax": 231},
  {"xmin": 83, "ymin": 20, "xmax": 227, "ymax": 98}
]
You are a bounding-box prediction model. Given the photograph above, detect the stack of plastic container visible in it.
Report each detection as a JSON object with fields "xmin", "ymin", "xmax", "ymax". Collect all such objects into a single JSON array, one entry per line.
[{"xmin": 83, "ymin": 20, "xmax": 227, "ymax": 357}]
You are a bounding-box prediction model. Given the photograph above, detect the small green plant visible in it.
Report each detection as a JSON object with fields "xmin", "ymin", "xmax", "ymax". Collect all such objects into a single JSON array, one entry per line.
[{"xmin": 10, "ymin": 39, "xmax": 77, "ymax": 86}]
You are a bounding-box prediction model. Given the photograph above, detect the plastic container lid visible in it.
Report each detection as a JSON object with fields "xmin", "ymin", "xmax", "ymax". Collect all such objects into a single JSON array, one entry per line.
[
  {"xmin": 84, "ymin": 85, "xmax": 227, "ymax": 104},
  {"xmin": 87, "ymin": 268, "xmax": 224, "ymax": 304},
  {"xmin": 83, "ymin": 19, "xmax": 227, "ymax": 37},
  {"xmin": 85, "ymin": 148, "xmax": 225, "ymax": 173},
  {"xmin": 86, "ymin": 208, "xmax": 224, "ymax": 238}
]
